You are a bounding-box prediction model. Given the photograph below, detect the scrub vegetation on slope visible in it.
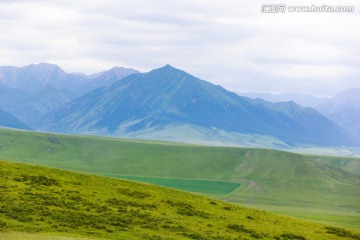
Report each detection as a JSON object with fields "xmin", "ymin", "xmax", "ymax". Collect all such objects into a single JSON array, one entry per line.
[{"xmin": 1, "ymin": 161, "xmax": 360, "ymax": 240}]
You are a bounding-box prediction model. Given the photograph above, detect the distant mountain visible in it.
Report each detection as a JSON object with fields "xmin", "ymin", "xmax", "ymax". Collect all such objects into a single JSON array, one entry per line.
[
  {"xmin": 0, "ymin": 83, "xmax": 31, "ymax": 111},
  {"xmin": 0, "ymin": 63, "xmax": 139, "ymax": 96},
  {"xmin": 0, "ymin": 63, "xmax": 90, "ymax": 127},
  {"xmin": 10, "ymin": 85, "xmax": 76, "ymax": 128},
  {"xmin": 40, "ymin": 65, "xmax": 355, "ymax": 147},
  {"xmin": 0, "ymin": 63, "xmax": 139, "ymax": 128},
  {"xmin": 0, "ymin": 63, "xmax": 89, "ymax": 94},
  {"xmin": 239, "ymin": 92, "xmax": 328, "ymax": 107},
  {"xmin": 316, "ymin": 88, "xmax": 360, "ymax": 140},
  {"xmin": 84, "ymin": 66, "xmax": 139, "ymax": 92},
  {"xmin": 0, "ymin": 108, "xmax": 30, "ymax": 130}
]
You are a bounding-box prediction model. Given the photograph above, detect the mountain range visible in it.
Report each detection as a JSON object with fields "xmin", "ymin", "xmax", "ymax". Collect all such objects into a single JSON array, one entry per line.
[
  {"xmin": 0, "ymin": 63, "xmax": 138, "ymax": 127},
  {"xmin": 0, "ymin": 63, "xmax": 358, "ymax": 147},
  {"xmin": 0, "ymin": 108, "xmax": 29, "ymax": 130},
  {"xmin": 316, "ymin": 88, "xmax": 360, "ymax": 141},
  {"xmin": 39, "ymin": 65, "xmax": 355, "ymax": 147},
  {"xmin": 239, "ymin": 92, "xmax": 328, "ymax": 108}
]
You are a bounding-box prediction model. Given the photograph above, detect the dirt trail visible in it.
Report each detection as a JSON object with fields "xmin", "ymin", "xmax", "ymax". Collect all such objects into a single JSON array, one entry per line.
[
  {"xmin": 246, "ymin": 181, "xmax": 260, "ymax": 205},
  {"xmin": 224, "ymin": 180, "xmax": 260, "ymax": 205}
]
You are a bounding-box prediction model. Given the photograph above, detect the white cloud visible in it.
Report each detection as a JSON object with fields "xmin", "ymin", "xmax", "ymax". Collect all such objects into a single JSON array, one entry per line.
[{"xmin": 0, "ymin": 0, "xmax": 359, "ymax": 95}]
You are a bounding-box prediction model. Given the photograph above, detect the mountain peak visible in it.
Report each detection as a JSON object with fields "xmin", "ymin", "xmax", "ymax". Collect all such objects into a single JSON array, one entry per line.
[
  {"xmin": 28, "ymin": 63, "xmax": 64, "ymax": 72},
  {"xmin": 31, "ymin": 62, "xmax": 60, "ymax": 67},
  {"xmin": 158, "ymin": 64, "xmax": 181, "ymax": 71},
  {"xmin": 110, "ymin": 66, "xmax": 133, "ymax": 71},
  {"xmin": 108, "ymin": 66, "xmax": 139, "ymax": 75},
  {"xmin": 150, "ymin": 65, "xmax": 191, "ymax": 78}
]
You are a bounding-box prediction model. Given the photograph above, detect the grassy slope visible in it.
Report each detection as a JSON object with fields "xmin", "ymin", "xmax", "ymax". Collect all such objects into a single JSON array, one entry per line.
[
  {"xmin": 1, "ymin": 160, "xmax": 360, "ymax": 240},
  {"xmin": 0, "ymin": 232, "xmax": 95, "ymax": 240},
  {"xmin": 117, "ymin": 176, "xmax": 240, "ymax": 195},
  {"xmin": 311, "ymin": 155, "xmax": 360, "ymax": 175},
  {"xmin": 0, "ymin": 129, "xmax": 359, "ymax": 229}
]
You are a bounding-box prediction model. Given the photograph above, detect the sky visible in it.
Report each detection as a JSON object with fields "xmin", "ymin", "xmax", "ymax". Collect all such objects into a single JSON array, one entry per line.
[{"xmin": 0, "ymin": 0, "xmax": 359, "ymax": 96}]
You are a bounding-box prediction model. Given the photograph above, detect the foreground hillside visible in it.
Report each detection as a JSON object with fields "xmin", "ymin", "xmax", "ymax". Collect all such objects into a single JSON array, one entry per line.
[
  {"xmin": 1, "ymin": 161, "xmax": 360, "ymax": 240},
  {"xmin": 0, "ymin": 129, "xmax": 359, "ymax": 229}
]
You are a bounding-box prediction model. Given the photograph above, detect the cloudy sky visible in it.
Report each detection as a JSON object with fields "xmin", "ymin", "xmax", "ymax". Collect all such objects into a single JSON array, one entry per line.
[{"xmin": 0, "ymin": 0, "xmax": 359, "ymax": 96}]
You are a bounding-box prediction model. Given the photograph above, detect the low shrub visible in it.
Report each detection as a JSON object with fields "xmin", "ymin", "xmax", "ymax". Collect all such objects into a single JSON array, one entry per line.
[
  {"xmin": 14, "ymin": 174, "xmax": 59, "ymax": 186},
  {"xmin": 117, "ymin": 188, "xmax": 151, "ymax": 199},
  {"xmin": 0, "ymin": 220, "xmax": 6, "ymax": 231},
  {"xmin": 325, "ymin": 226, "xmax": 360, "ymax": 240},
  {"xmin": 279, "ymin": 232, "xmax": 307, "ymax": 240}
]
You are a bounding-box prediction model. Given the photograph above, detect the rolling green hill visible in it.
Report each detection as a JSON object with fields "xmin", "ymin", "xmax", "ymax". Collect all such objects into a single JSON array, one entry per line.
[
  {"xmin": 1, "ymin": 160, "xmax": 360, "ymax": 240},
  {"xmin": 311, "ymin": 155, "xmax": 360, "ymax": 175},
  {"xmin": 0, "ymin": 129, "xmax": 359, "ymax": 230}
]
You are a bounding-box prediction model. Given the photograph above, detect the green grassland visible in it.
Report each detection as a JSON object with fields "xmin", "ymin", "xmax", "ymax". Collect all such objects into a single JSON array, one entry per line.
[
  {"xmin": 114, "ymin": 176, "xmax": 240, "ymax": 195},
  {"xmin": 0, "ymin": 232, "xmax": 95, "ymax": 240},
  {"xmin": 310, "ymin": 156, "xmax": 360, "ymax": 175},
  {"xmin": 1, "ymin": 160, "xmax": 360, "ymax": 240},
  {"xmin": 0, "ymin": 129, "xmax": 359, "ymax": 230}
]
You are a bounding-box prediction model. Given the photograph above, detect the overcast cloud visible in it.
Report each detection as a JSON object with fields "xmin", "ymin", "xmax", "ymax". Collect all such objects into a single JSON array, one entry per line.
[{"xmin": 0, "ymin": 0, "xmax": 359, "ymax": 95}]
